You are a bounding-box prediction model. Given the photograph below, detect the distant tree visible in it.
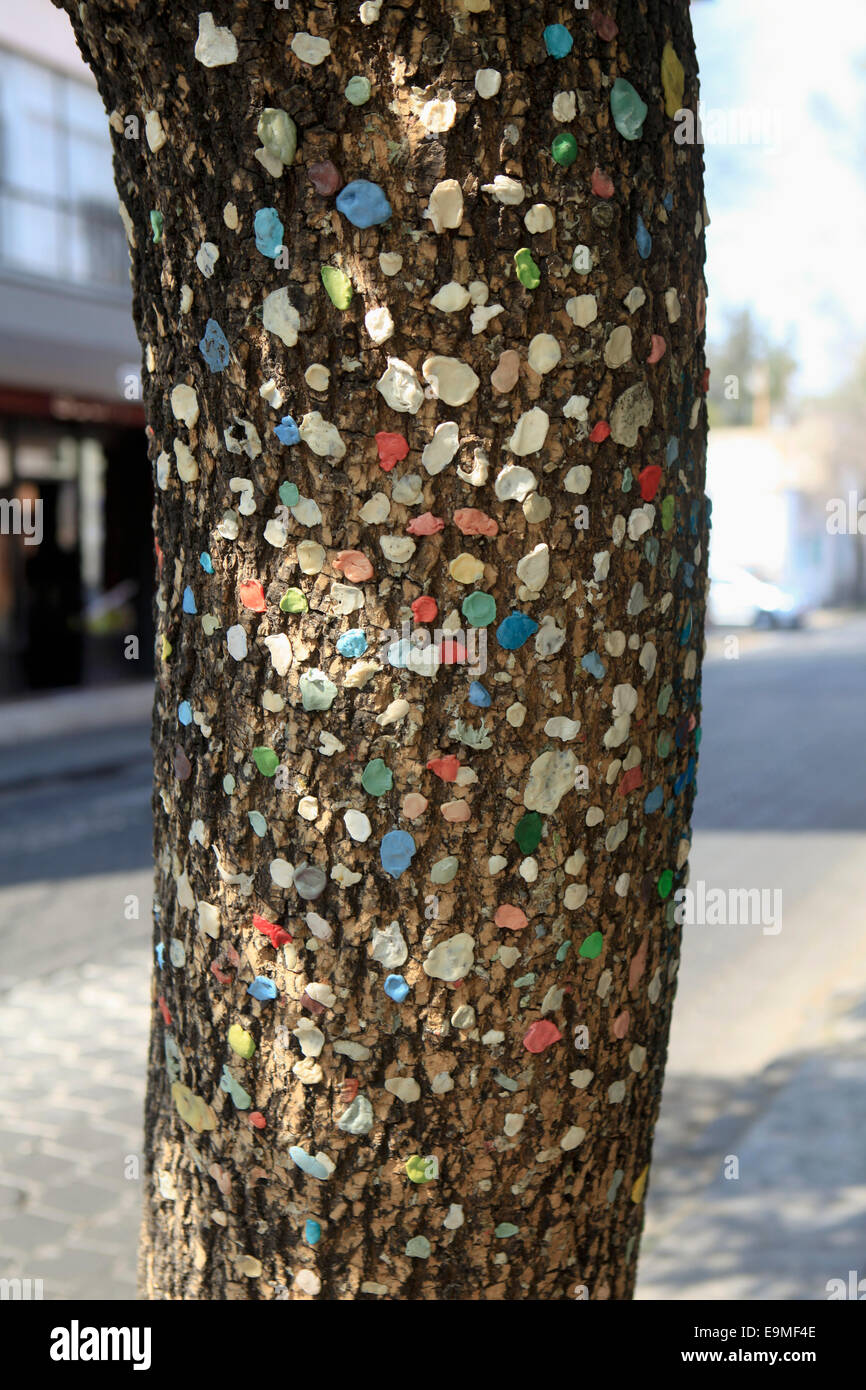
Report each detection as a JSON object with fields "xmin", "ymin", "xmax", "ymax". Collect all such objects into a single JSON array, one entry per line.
[{"xmin": 708, "ymin": 307, "xmax": 797, "ymax": 427}]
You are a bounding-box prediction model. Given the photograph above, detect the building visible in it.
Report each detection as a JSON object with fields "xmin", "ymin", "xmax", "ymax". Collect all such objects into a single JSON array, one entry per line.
[
  {"xmin": 707, "ymin": 418, "xmax": 866, "ymax": 611},
  {"xmin": 0, "ymin": 0, "xmax": 151, "ymax": 696}
]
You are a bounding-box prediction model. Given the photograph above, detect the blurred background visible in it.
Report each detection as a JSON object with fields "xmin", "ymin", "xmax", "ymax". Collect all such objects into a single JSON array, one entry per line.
[{"xmin": 0, "ymin": 0, "xmax": 864, "ymax": 1301}]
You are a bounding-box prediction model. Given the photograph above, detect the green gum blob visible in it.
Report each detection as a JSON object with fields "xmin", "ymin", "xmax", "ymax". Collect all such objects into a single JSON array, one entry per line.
[
  {"xmin": 610, "ymin": 78, "xmax": 648, "ymax": 141},
  {"xmin": 252, "ymin": 747, "xmax": 279, "ymax": 777},
  {"xmin": 280, "ymin": 587, "xmax": 307, "ymax": 614},
  {"xmin": 361, "ymin": 758, "xmax": 393, "ymax": 796},
  {"xmin": 551, "ymin": 132, "xmax": 578, "ymax": 167},
  {"xmin": 406, "ymin": 1155, "xmax": 437, "ymax": 1184},
  {"xmin": 321, "ymin": 265, "xmax": 353, "ymax": 309},
  {"xmin": 579, "ymin": 931, "xmax": 603, "ymax": 959},
  {"xmin": 515, "ymin": 811, "xmax": 543, "ymax": 854},
  {"xmin": 461, "ymin": 591, "xmax": 496, "ymax": 627},
  {"xmin": 514, "ymin": 247, "xmax": 541, "ymax": 289},
  {"xmin": 657, "ymin": 869, "xmax": 674, "ymax": 899}
]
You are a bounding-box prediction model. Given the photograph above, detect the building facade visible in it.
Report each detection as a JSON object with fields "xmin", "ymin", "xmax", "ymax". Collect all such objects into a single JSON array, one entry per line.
[{"xmin": 0, "ymin": 0, "xmax": 151, "ymax": 695}]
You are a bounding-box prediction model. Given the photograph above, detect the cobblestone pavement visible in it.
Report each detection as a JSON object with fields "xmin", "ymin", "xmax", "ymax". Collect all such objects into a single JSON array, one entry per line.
[{"xmin": 0, "ymin": 945, "xmax": 149, "ymax": 1300}]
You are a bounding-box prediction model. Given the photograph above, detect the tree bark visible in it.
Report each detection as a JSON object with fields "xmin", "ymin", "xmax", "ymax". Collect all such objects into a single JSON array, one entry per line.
[{"xmin": 56, "ymin": 0, "xmax": 708, "ymax": 1300}]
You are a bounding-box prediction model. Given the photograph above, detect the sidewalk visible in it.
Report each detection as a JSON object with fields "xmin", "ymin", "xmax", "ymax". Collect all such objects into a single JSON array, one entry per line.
[
  {"xmin": 0, "ymin": 684, "xmax": 152, "ymax": 1300},
  {"xmin": 637, "ymin": 987, "xmax": 866, "ymax": 1300},
  {"xmin": 0, "ymin": 941, "xmax": 149, "ymax": 1301},
  {"xmin": 0, "ymin": 682, "xmax": 152, "ymax": 789}
]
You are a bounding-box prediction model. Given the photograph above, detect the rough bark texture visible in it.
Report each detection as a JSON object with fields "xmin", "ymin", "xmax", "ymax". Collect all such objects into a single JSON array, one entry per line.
[{"xmin": 57, "ymin": 0, "xmax": 708, "ymax": 1300}]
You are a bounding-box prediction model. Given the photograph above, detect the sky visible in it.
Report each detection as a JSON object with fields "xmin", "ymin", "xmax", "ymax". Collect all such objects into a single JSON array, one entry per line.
[{"xmin": 693, "ymin": 0, "xmax": 866, "ymax": 395}]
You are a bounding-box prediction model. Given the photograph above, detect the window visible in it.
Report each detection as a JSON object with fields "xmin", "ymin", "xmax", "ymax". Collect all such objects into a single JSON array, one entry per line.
[{"xmin": 0, "ymin": 48, "xmax": 128, "ymax": 289}]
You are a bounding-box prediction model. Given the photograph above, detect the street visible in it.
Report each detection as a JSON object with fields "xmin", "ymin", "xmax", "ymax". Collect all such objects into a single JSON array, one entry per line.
[
  {"xmin": 640, "ymin": 615, "xmax": 866, "ymax": 1299},
  {"xmin": 1, "ymin": 616, "xmax": 865, "ymax": 1299}
]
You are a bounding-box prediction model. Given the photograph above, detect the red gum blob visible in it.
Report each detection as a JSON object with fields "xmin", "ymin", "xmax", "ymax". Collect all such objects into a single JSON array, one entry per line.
[
  {"xmin": 210, "ymin": 963, "xmax": 233, "ymax": 985},
  {"xmin": 590, "ymin": 9, "xmax": 618, "ymax": 40},
  {"xmin": 154, "ymin": 538, "xmax": 164, "ymax": 576},
  {"xmin": 334, "ymin": 550, "xmax": 374, "ymax": 582},
  {"xmin": 407, "ymin": 512, "xmax": 445, "ymax": 536},
  {"xmin": 613, "ymin": 1011, "xmax": 630, "ymax": 1039},
  {"xmin": 523, "ymin": 1020, "xmax": 563, "ymax": 1054},
  {"xmin": 590, "ymin": 421, "xmax": 611, "ymax": 443},
  {"xmin": 412, "ymin": 596, "xmax": 438, "ymax": 623},
  {"xmin": 591, "ymin": 167, "xmax": 615, "ymax": 199},
  {"xmin": 453, "ymin": 507, "xmax": 499, "ymax": 537},
  {"xmin": 239, "ymin": 579, "xmax": 267, "ymax": 611},
  {"xmin": 618, "ymin": 765, "xmax": 644, "ymax": 796},
  {"xmin": 701, "ymin": 368, "xmax": 711, "ymax": 394},
  {"xmin": 308, "ymin": 160, "xmax": 342, "ymax": 196},
  {"xmin": 375, "ymin": 431, "xmax": 409, "ymax": 470},
  {"xmin": 402, "ymin": 792, "xmax": 428, "ymax": 819},
  {"xmin": 426, "ymin": 755, "xmax": 460, "ymax": 782},
  {"xmin": 158, "ymin": 995, "xmax": 172, "ymax": 1026},
  {"xmin": 253, "ymin": 913, "xmax": 292, "ymax": 948},
  {"xmin": 495, "ymin": 904, "xmax": 529, "ymax": 931},
  {"xmin": 301, "ymin": 990, "xmax": 326, "ymax": 1015},
  {"xmin": 248, "ymin": 1111, "xmax": 267, "ymax": 1129},
  {"xmin": 638, "ymin": 465, "xmax": 663, "ymax": 502},
  {"xmin": 647, "ymin": 334, "xmax": 667, "ymax": 364}
]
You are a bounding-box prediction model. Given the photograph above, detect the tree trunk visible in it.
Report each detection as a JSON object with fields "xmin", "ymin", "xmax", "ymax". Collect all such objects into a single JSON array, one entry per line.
[{"xmin": 56, "ymin": 0, "xmax": 708, "ymax": 1300}]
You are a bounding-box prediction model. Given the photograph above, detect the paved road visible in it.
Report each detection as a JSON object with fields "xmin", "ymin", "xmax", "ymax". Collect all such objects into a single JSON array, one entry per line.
[
  {"xmin": 0, "ymin": 617, "xmax": 864, "ymax": 1299},
  {"xmin": 695, "ymin": 615, "xmax": 866, "ymax": 830}
]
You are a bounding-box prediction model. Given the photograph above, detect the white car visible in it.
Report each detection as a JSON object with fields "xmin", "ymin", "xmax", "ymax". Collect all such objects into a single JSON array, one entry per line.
[{"xmin": 708, "ymin": 564, "xmax": 805, "ymax": 629}]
